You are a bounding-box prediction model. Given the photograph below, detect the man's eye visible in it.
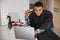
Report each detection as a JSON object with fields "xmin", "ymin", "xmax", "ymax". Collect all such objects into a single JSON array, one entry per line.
[{"xmin": 39, "ymin": 10, "xmax": 41, "ymax": 11}]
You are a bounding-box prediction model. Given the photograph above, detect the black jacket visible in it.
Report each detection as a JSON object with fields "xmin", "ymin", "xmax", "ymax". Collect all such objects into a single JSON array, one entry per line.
[{"xmin": 29, "ymin": 10, "xmax": 54, "ymax": 30}]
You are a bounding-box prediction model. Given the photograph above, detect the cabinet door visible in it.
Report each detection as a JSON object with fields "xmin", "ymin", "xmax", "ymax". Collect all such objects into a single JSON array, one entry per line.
[{"xmin": 53, "ymin": 0, "xmax": 60, "ymax": 37}]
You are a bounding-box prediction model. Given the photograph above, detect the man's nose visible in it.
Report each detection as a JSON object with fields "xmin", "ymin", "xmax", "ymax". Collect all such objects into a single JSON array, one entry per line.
[{"xmin": 37, "ymin": 11, "xmax": 40, "ymax": 14}]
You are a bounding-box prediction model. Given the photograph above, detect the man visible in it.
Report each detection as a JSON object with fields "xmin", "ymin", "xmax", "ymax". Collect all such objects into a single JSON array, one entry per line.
[{"xmin": 25, "ymin": 2, "xmax": 60, "ymax": 40}]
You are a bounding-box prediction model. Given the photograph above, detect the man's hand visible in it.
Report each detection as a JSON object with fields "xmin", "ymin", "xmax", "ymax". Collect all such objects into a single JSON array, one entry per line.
[
  {"xmin": 34, "ymin": 29, "xmax": 39, "ymax": 36},
  {"xmin": 25, "ymin": 10, "xmax": 31, "ymax": 16}
]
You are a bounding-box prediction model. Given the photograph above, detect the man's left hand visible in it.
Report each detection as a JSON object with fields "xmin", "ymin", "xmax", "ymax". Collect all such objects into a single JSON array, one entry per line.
[{"xmin": 34, "ymin": 29, "xmax": 39, "ymax": 36}]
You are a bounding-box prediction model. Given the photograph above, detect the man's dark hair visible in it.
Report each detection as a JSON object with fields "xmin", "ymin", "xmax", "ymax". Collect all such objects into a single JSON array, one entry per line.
[{"xmin": 34, "ymin": 2, "xmax": 43, "ymax": 8}]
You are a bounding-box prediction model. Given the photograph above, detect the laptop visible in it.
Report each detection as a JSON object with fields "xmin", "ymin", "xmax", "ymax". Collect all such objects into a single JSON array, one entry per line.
[{"xmin": 14, "ymin": 26, "xmax": 34, "ymax": 40}]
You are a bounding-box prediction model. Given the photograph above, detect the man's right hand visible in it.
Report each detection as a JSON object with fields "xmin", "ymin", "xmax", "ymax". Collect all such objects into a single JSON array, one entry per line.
[{"xmin": 25, "ymin": 10, "xmax": 31, "ymax": 16}]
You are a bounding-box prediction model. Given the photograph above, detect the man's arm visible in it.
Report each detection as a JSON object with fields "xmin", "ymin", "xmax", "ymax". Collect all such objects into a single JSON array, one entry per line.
[
  {"xmin": 35, "ymin": 11, "xmax": 53, "ymax": 34},
  {"xmin": 39, "ymin": 11, "xmax": 53, "ymax": 30}
]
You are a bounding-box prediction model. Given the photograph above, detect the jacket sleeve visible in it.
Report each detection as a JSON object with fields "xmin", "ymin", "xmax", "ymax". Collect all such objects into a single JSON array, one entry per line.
[{"xmin": 39, "ymin": 11, "xmax": 54, "ymax": 30}]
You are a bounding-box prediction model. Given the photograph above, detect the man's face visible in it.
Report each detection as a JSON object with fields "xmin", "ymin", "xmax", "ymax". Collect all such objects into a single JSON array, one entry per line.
[{"xmin": 34, "ymin": 6, "xmax": 43, "ymax": 16}]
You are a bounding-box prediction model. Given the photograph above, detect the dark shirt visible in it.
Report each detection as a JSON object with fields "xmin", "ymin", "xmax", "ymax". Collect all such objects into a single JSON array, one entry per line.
[{"xmin": 29, "ymin": 10, "xmax": 54, "ymax": 30}]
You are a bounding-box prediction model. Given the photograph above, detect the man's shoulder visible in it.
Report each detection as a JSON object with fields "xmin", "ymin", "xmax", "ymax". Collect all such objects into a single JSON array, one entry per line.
[
  {"xmin": 44, "ymin": 9, "xmax": 52, "ymax": 15},
  {"xmin": 44, "ymin": 9, "xmax": 51, "ymax": 13}
]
